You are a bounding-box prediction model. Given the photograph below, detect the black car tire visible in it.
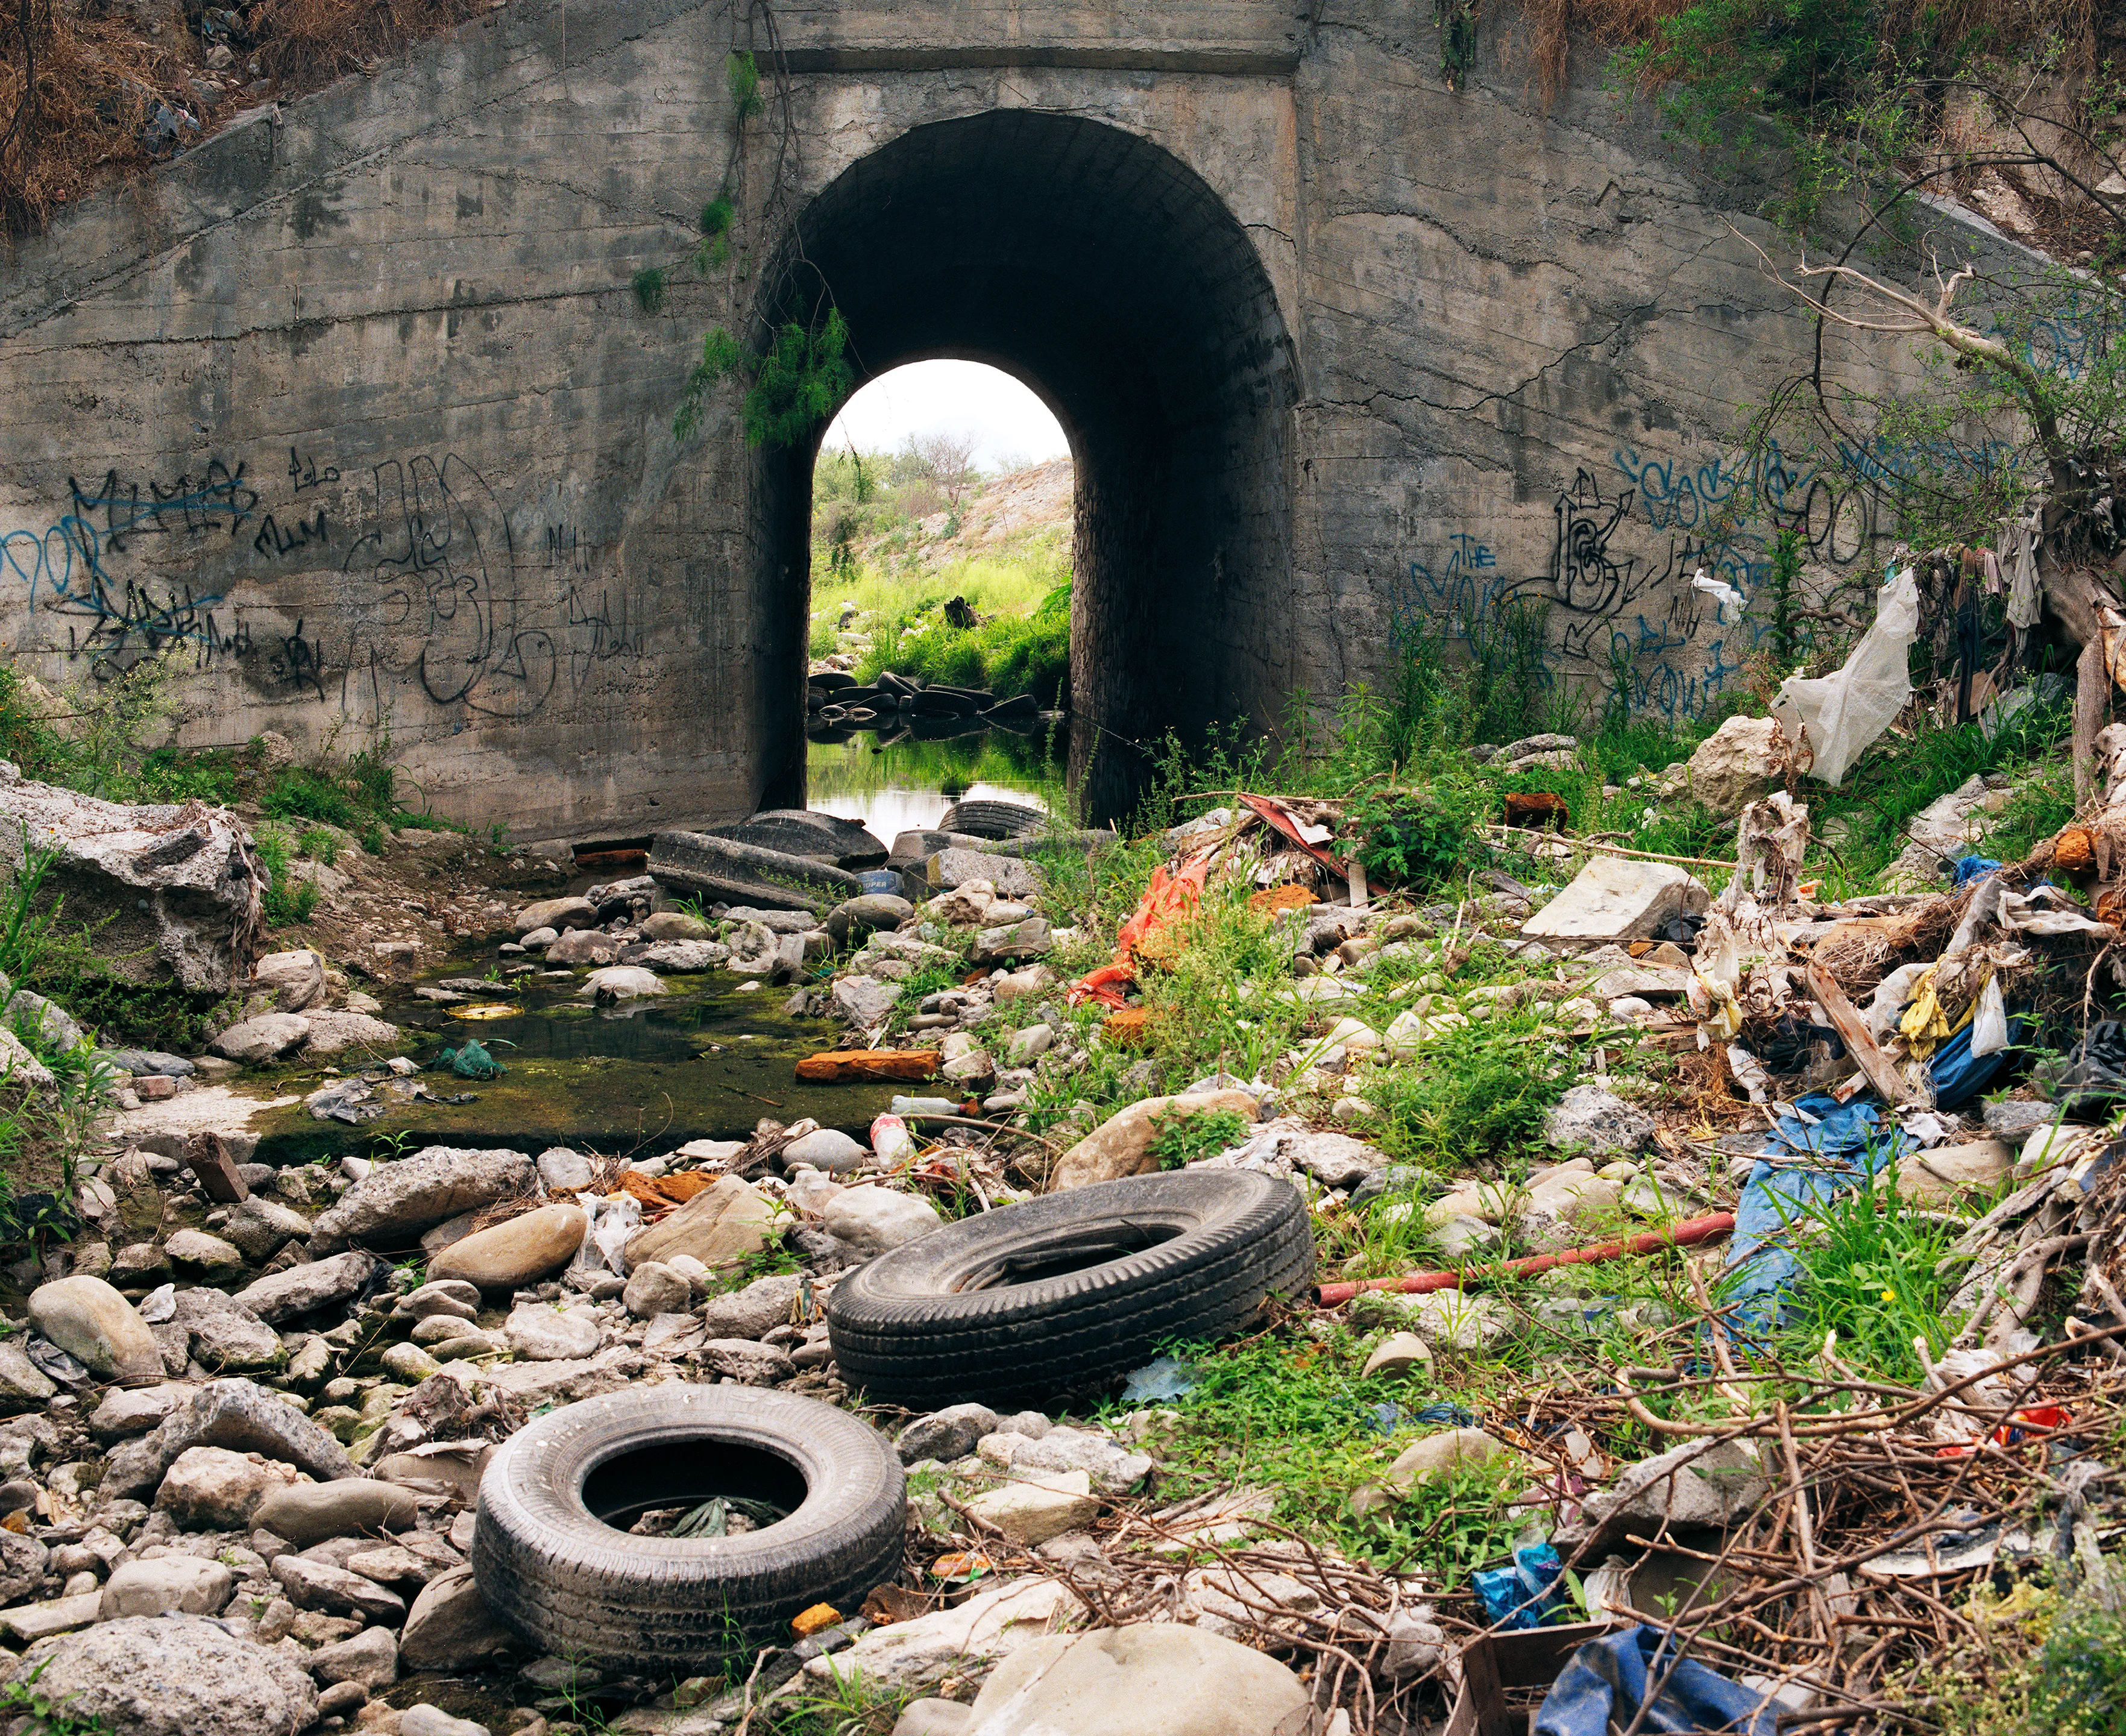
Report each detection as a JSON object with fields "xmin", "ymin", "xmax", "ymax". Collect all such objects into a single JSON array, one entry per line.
[
  {"xmin": 471, "ymin": 1385, "xmax": 905, "ymax": 1669},
  {"xmin": 825, "ymin": 1169, "xmax": 1315, "ymax": 1407}
]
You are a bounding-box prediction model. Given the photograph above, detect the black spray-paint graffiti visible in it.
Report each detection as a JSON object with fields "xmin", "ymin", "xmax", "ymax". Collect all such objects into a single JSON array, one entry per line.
[{"xmin": 343, "ymin": 454, "xmax": 556, "ymax": 720}]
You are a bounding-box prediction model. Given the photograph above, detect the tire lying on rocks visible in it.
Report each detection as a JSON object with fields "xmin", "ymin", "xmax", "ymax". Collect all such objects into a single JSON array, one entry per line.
[
  {"xmin": 938, "ymin": 797, "xmax": 1046, "ymax": 840},
  {"xmin": 825, "ymin": 1170, "xmax": 1316, "ymax": 1407},
  {"xmin": 471, "ymin": 1386, "xmax": 905, "ymax": 1669}
]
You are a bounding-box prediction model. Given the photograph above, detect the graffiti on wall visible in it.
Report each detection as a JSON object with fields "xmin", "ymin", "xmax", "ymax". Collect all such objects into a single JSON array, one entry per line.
[
  {"xmin": 0, "ymin": 444, "xmax": 656, "ymax": 726},
  {"xmin": 1394, "ymin": 432, "xmax": 1900, "ymax": 724}
]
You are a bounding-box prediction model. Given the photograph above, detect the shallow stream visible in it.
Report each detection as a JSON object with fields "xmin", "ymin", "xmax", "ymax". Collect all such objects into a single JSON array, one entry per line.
[{"xmin": 245, "ymin": 737, "xmax": 1061, "ymax": 1162}]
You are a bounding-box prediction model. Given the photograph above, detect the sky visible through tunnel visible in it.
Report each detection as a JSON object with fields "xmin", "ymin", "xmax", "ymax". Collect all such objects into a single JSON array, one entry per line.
[{"xmin": 822, "ymin": 360, "xmax": 1069, "ymax": 471}]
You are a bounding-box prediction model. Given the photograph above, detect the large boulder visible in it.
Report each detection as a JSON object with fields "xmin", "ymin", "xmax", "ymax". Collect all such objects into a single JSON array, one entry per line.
[
  {"xmin": 27, "ymin": 1274, "xmax": 162, "ymax": 1381},
  {"xmin": 429, "ymin": 1203, "xmax": 587, "ymax": 1290},
  {"xmin": 11, "ymin": 1614, "xmax": 318, "ymax": 1736},
  {"xmin": 961, "ymin": 1622, "xmax": 1311, "ymax": 1736},
  {"xmin": 102, "ymin": 1377, "xmax": 355, "ymax": 1500},
  {"xmin": 1685, "ymin": 715, "xmax": 1783, "ymax": 816},
  {"xmin": 623, "ymin": 1175, "xmax": 773, "ymax": 1272},
  {"xmin": 310, "ymin": 1147, "xmax": 535, "ymax": 1248},
  {"xmin": 0, "ymin": 766, "xmax": 264, "ymax": 994},
  {"xmin": 1051, "ymin": 1090, "xmax": 1263, "ymax": 1190}
]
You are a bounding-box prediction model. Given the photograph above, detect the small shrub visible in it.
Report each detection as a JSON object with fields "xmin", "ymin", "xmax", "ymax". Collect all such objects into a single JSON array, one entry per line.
[
  {"xmin": 1348, "ymin": 784, "xmax": 1485, "ymax": 888},
  {"xmin": 1363, "ymin": 1013, "xmax": 1574, "ymax": 1168},
  {"xmin": 254, "ymin": 827, "xmax": 319, "ymax": 928}
]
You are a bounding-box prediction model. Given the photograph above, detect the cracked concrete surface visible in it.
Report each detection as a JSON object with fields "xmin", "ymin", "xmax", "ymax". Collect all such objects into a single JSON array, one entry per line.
[{"xmin": 0, "ymin": 0, "xmax": 2009, "ymax": 835}]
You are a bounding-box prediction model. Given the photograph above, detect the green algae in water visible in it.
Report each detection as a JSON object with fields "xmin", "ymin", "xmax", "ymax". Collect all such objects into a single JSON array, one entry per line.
[{"xmin": 249, "ymin": 970, "xmax": 898, "ymax": 1163}]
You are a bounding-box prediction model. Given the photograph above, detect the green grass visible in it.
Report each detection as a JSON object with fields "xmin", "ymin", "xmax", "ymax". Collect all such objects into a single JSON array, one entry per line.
[
  {"xmin": 1131, "ymin": 1330, "xmax": 1524, "ymax": 1586},
  {"xmin": 1146, "ymin": 1106, "xmax": 1250, "ymax": 1170},
  {"xmin": 1361, "ymin": 1010, "xmax": 1581, "ymax": 1172},
  {"xmin": 1752, "ymin": 1176, "xmax": 1967, "ymax": 1384}
]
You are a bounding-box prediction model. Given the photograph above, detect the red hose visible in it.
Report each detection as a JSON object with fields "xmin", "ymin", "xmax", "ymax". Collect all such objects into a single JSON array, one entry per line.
[{"xmin": 1313, "ymin": 1210, "xmax": 1738, "ymax": 1307}]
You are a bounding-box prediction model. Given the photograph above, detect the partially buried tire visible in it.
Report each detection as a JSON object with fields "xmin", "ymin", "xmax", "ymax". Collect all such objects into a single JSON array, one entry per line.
[
  {"xmin": 471, "ymin": 1386, "xmax": 905, "ymax": 1670},
  {"xmin": 825, "ymin": 1169, "xmax": 1316, "ymax": 1407}
]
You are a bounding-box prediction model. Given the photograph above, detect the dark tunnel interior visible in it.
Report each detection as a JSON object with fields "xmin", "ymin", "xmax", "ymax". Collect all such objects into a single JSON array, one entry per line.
[{"xmin": 750, "ymin": 110, "xmax": 1300, "ymax": 823}]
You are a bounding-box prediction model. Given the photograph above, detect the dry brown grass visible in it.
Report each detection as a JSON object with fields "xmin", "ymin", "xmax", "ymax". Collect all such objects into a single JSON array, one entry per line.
[
  {"xmin": 1, "ymin": 0, "xmax": 483, "ymax": 237},
  {"xmin": 248, "ymin": 0, "xmax": 482, "ymax": 89},
  {"xmin": 1, "ymin": 0, "xmax": 175, "ymax": 233}
]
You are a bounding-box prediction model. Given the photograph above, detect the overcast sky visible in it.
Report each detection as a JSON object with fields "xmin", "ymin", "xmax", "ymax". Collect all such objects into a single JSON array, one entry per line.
[{"xmin": 822, "ymin": 360, "xmax": 1071, "ymax": 471}]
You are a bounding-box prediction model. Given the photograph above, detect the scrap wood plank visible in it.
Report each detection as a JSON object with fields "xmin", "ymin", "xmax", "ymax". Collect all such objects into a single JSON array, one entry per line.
[
  {"xmin": 1804, "ymin": 961, "xmax": 1925, "ymax": 1107},
  {"xmin": 794, "ymin": 1049, "xmax": 940, "ymax": 1083}
]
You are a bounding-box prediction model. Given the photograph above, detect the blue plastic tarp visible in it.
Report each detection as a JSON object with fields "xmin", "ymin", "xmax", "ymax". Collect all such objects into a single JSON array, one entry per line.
[
  {"xmin": 1722, "ymin": 1092, "xmax": 1907, "ymax": 1322},
  {"xmin": 1534, "ymin": 1625, "xmax": 1780, "ymax": 1736}
]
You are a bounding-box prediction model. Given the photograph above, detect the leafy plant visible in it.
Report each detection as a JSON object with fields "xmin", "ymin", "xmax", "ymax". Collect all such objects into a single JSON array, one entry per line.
[
  {"xmin": 0, "ymin": 1658, "xmax": 114, "ymax": 1733},
  {"xmin": 632, "ymin": 266, "xmax": 667, "ymax": 314},
  {"xmin": 1347, "ymin": 784, "xmax": 1484, "ymax": 888},
  {"xmin": 253, "ymin": 826, "xmax": 320, "ymax": 928},
  {"xmin": 675, "ymin": 309, "xmax": 853, "ymax": 448},
  {"xmin": 1146, "ymin": 1106, "xmax": 1250, "ymax": 1171}
]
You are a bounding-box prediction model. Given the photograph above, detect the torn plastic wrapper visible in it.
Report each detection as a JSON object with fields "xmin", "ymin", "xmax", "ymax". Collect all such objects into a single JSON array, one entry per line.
[
  {"xmin": 1069, "ymin": 848, "xmax": 1216, "ymax": 1009},
  {"xmin": 1770, "ymin": 565, "xmax": 1920, "ymax": 786},
  {"xmin": 571, "ymin": 1193, "xmax": 643, "ymax": 1276},
  {"xmin": 1472, "ymin": 1543, "xmax": 1569, "ymax": 1631}
]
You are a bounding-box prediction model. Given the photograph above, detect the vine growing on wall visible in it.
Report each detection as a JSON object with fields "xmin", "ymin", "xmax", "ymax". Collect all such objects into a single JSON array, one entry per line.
[
  {"xmin": 626, "ymin": 3, "xmax": 854, "ymax": 451},
  {"xmin": 1435, "ymin": 0, "xmax": 1479, "ymax": 92}
]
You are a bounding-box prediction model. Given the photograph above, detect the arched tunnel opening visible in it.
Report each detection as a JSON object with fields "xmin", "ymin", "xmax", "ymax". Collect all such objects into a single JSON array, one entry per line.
[{"xmin": 751, "ymin": 110, "xmax": 1300, "ymax": 826}]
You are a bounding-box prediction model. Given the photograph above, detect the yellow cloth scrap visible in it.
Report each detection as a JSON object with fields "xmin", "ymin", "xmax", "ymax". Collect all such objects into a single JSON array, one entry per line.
[{"xmin": 1898, "ymin": 963, "xmax": 1984, "ymax": 1059}]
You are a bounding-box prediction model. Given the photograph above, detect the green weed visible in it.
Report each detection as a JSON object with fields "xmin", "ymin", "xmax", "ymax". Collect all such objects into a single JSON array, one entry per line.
[
  {"xmin": 1756, "ymin": 1176, "xmax": 1964, "ymax": 1384},
  {"xmin": 254, "ymin": 827, "xmax": 320, "ymax": 928},
  {"xmin": 1146, "ymin": 1106, "xmax": 1250, "ymax": 1171},
  {"xmin": 1141, "ymin": 1330, "xmax": 1521, "ymax": 1583},
  {"xmin": 0, "ymin": 1661, "xmax": 115, "ymax": 1734},
  {"xmin": 1362, "ymin": 1011, "xmax": 1578, "ymax": 1171}
]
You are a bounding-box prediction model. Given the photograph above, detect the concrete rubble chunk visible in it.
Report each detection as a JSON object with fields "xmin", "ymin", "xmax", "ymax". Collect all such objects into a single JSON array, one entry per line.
[
  {"xmin": 0, "ymin": 769, "xmax": 265, "ymax": 994},
  {"xmin": 1520, "ymin": 858, "xmax": 1711, "ymax": 949},
  {"xmin": 1544, "ymin": 1082, "xmax": 1657, "ymax": 1156}
]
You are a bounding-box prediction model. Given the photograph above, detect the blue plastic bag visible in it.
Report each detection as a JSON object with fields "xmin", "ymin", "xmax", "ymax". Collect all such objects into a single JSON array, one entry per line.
[{"xmin": 1472, "ymin": 1543, "xmax": 1569, "ymax": 1630}]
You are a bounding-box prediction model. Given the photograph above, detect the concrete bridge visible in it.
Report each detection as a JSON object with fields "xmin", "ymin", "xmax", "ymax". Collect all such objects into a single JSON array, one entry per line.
[{"xmin": 0, "ymin": 0, "xmax": 1977, "ymax": 837}]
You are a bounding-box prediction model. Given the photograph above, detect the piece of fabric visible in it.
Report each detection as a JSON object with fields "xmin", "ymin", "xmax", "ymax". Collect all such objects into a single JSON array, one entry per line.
[
  {"xmin": 1534, "ymin": 1625, "xmax": 1779, "ymax": 1736},
  {"xmin": 1068, "ymin": 848, "xmax": 1215, "ymax": 1008},
  {"xmin": 1722, "ymin": 1093, "xmax": 1908, "ymax": 1322},
  {"xmin": 1930, "ymin": 1014, "xmax": 2025, "ymax": 1110},
  {"xmin": 2001, "ymin": 509, "xmax": 2042, "ymax": 632},
  {"xmin": 1953, "ymin": 855, "xmax": 2003, "ymax": 888}
]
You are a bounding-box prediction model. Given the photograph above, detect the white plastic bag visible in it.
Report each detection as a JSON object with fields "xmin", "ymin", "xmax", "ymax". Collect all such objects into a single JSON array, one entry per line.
[
  {"xmin": 1770, "ymin": 566, "xmax": 1920, "ymax": 785},
  {"xmin": 571, "ymin": 1194, "xmax": 642, "ymax": 1275},
  {"xmin": 1970, "ymin": 973, "xmax": 2009, "ymax": 1057}
]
